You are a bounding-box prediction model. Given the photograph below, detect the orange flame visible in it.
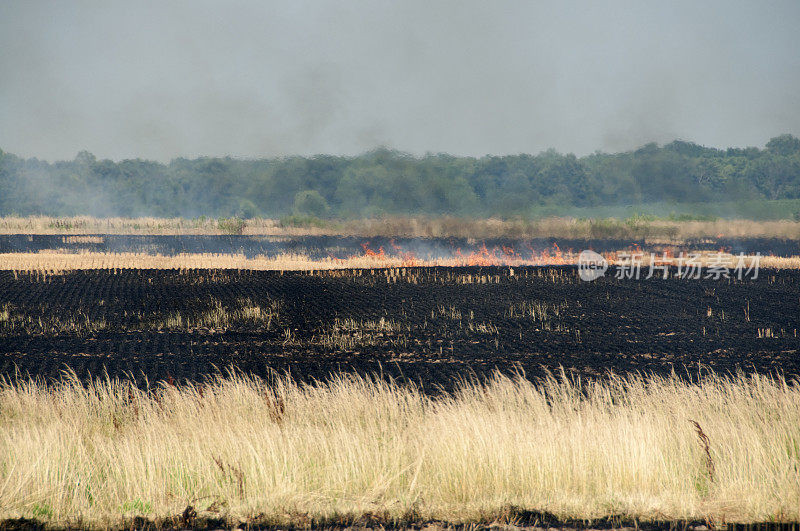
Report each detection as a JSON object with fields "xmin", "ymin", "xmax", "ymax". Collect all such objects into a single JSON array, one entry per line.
[
  {"xmin": 360, "ymin": 242, "xmax": 386, "ymax": 260},
  {"xmin": 389, "ymin": 239, "xmax": 419, "ymax": 266},
  {"xmin": 345, "ymin": 239, "xmax": 586, "ymax": 267}
]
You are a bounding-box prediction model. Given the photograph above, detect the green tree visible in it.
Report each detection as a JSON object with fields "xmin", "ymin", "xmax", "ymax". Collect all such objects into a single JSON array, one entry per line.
[
  {"xmin": 766, "ymin": 134, "xmax": 800, "ymax": 156},
  {"xmin": 293, "ymin": 190, "xmax": 329, "ymax": 217}
]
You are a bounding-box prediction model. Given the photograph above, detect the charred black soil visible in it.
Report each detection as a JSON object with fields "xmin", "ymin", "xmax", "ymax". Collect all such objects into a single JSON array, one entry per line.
[{"xmin": 1, "ymin": 266, "xmax": 798, "ymax": 390}]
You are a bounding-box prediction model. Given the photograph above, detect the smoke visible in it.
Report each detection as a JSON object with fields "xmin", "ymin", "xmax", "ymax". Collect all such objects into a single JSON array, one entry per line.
[{"xmin": 1, "ymin": 0, "xmax": 799, "ymax": 162}]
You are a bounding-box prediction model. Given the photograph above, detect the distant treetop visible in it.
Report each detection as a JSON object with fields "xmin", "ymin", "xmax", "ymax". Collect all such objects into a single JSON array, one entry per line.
[{"xmin": 1, "ymin": 135, "xmax": 798, "ymax": 218}]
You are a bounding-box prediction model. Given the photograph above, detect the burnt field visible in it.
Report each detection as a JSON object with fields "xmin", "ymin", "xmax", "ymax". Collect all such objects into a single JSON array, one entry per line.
[
  {"xmin": 2, "ymin": 233, "xmax": 800, "ymax": 258},
  {"xmin": 1, "ymin": 266, "xmax": 798, "ymax": 390}
]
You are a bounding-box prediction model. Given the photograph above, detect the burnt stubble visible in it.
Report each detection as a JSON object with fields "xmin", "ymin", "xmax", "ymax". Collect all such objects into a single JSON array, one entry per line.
[{"xmin": 1, "ymin": 266, "xmax": 798, "ymax": 390}]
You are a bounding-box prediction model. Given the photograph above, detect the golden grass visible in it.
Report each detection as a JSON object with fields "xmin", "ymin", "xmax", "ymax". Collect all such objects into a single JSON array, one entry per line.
[
  {"xmin": 0, "ymin": 250, "xmax": 569, "ymax": 271},
  {"xmin": 158, "ymin": 298, "xmax": 279, "ymax": 332},
  {"xmin": 0, "ymin": 251, "xmax": 417, "ymax": 271},
  {"xmin": 1, "ymin": 250, "xmax": 798, "ymax": 271},
  {"xmin": 2, "ymin": 215, "xmax": 800, "ymax": 240},
  {"xmin": 0, "ymin": 370, "xmax": 798, "ymax": 527}
]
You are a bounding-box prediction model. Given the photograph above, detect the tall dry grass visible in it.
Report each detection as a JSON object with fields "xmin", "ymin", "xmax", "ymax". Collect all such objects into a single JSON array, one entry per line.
[
  {"xmin": 2, "ymin": 215, "xmax": 800, "ymax": 240},
  {"xmin": 0, "ymin": 370, "xmax": 798, "ymax": 526},
  {"xmin": 1, "ymin": 250, "xmax": 798, "ymax": 271},
  {"xmin": 0, "ymin": 251, "xmax": 425, "ymax": 271}
]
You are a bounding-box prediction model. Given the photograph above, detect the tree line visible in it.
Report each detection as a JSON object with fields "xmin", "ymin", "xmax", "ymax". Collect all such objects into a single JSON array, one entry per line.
[{"xmin": 1, "ymin": 135, "xmax": 799, "ymax": 219}]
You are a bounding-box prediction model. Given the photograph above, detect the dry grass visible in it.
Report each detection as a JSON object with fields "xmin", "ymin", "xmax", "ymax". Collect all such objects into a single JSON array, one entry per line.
[
  {"xmin": 0, "ymin": 216, "xmax": 268, "ymax": 235},
  {"xmin": 2, "ymin": 215, "xmax": 800, "ymax": 240},
  {"xmin": 316, "ymin": 317, "xmax": 409, "ymax": 350},
  {"xmin": 0, "ymin": 298, "xmax": 279, "ymax": 335},
  {"xmin": 507, "ymin": 300, "xmax": 568, "ymax": 321},
  {"xmin": 392, "ymin": 216, "xmax": 800, "ymax": 241},
  {"xmin": 0, "ymin": 302, "xmax": 107, "ymax": 335},
  {"xmin": 0, "ymin": 250, "xmax": 572, "ymax": 271},
  {"xmin": 157, "ymin": 298, "xmax": 279, "ymax": 331},
  {"xmin": 1, "ymin": 250, "xmax": 798, "ymax": 271},
  {"xmin": 0, "ymin": 251, "xmax": 419, "ymax": 271},
  {"xmin": 0, "ymin": 370, "xmax": 798, "ymax": 527}
]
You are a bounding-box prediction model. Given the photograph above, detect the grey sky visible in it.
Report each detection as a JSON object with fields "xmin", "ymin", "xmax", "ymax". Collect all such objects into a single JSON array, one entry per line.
[{"xmin": 1, "ymin": 0, "xmax": 799, "ymax": 161}]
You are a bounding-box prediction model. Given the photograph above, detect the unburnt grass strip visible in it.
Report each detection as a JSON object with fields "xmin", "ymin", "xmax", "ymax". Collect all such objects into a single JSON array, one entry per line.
[{"xmin": 0, "ymin": 371, "xmax": 799, "ymax": 527}]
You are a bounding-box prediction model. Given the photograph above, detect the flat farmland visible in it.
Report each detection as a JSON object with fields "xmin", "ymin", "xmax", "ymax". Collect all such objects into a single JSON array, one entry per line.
[{"xmin": 1, "ymin": 266, "xmax": 798, "ymax": 388}]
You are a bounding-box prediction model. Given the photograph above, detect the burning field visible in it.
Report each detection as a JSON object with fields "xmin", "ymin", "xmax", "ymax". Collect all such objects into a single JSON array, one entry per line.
[
  {"xmin": 1, "ymin": 233, "xmax": 799, "ymax": 270},
  {"xmin": 1, "ymin": 237, "xmax": 799, "ymax": 528},
  {"xmin": 5, "ymin": 0, "xmax": 800, "ymax": 524},
  {"xmin": 1, "ymin": 265, "xmax": 799, "ymax": 386}
]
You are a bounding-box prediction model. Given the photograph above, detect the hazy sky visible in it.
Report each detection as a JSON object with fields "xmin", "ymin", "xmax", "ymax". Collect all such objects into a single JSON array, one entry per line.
[{"xmin": 1, "ymin": 0, "xmax": 799, "ymax": 161}]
